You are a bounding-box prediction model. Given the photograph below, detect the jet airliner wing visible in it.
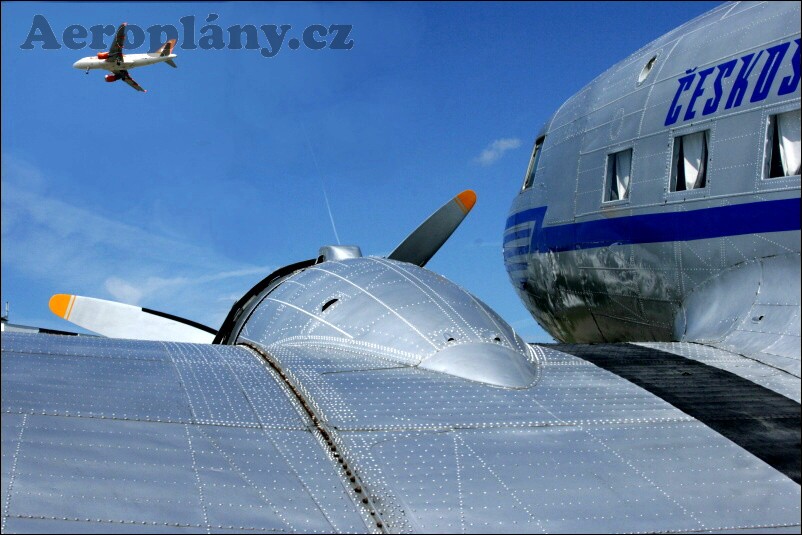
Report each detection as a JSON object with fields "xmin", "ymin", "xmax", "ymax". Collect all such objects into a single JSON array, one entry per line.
[
  {"xmin": 118, "ymin": 70, "xmax": 146, "ymax": 92},
  {"xmin": 108, "ymin": 22, "xmax": 126, "ymax": 61}
]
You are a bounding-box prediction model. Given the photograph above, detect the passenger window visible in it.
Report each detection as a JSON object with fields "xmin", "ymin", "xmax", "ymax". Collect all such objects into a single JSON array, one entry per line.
[
  {"xmin": 521, "ymin": 136, "xmax": 545, "ymax": 191},
  {"xmin": 670, "ymin": 130, "xmax": 709, "ymax": 191},
  {"xmin": 765, "ymin": 109, "xmax": 801, "ymax": 178},
  {"xmin": 604, "ymin": 148, "xmax": 632, "ymax": 202}
]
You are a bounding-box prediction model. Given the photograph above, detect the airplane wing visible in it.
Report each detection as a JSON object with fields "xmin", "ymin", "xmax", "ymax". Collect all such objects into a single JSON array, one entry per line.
[
  {"xmin": 108, "ymin": 23, "xmax": 126, "ymax": 61},
  {"xmin": 0, "ymin": 332, "xmax": 369, "ymax": 533},
  {"xmin": 117, "ymin": 70, "xmax": 146, "ymax": 92},
  {"xmin": 2, "ymin": 331, "xmax": 799, "ymax": 533}
]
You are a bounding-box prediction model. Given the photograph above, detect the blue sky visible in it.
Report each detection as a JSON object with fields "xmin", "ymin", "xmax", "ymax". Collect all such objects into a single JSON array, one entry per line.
[{"xmin": 1, "ymin": 1, "xmax": 720, "ymax": 340}]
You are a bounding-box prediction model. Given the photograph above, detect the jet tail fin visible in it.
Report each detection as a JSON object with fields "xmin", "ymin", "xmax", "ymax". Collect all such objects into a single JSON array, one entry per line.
[
  {"xmin": 157, "ymin": 39, "xmax": 178, "ymax": 67},
  {"xmin": 157, "ymin": 38, "xmax": 176, "ymax": 56}
]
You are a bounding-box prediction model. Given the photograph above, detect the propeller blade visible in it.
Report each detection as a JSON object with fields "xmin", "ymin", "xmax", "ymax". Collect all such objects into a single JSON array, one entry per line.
[
  {"xmin": 48, "ymin": 294, "xmax": 216, "ymax": 343},
  {"xmin": 388, "ymin": 190, "xmax": 476, "ymax": 267}
]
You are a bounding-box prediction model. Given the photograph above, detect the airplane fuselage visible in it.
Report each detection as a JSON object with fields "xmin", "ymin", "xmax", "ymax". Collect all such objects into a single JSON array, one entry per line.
[
  {"xmin": 505, "ymin": 1, "xmax": 801, "ymax": 352},
  {"xmin": 73, "ymin": 53, "xmax": 177, "ymax": 71}
]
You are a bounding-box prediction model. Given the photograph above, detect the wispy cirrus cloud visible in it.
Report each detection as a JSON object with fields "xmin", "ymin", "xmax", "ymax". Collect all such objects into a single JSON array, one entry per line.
[
  {"xmin": 1, "ymin": 155, "xmax": 273, "ymax": 328},
  {"xmin": 473, "ymin": 138, "xmax": 522, "ymax": 166}
]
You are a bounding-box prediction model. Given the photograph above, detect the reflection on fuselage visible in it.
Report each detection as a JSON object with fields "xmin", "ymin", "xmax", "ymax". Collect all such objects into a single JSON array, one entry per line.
[{"xmin": 504, "ymin": 2, "xmax": 801, "ymax": 348}]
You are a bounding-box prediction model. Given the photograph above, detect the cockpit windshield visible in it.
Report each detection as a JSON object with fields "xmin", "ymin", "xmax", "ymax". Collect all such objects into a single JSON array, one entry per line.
[{"xmin": 522, "ymin": 136, "xmax": 545, "ymax": 191}]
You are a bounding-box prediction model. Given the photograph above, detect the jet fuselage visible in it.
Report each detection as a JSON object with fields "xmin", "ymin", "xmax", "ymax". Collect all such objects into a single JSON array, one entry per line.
[{"xmin": 72, "ymin": 53, "xmax": 177, "ymax": 71}]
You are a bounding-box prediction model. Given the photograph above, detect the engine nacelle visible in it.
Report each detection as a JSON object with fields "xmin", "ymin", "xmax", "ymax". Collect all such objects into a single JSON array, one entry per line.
[
  {"xmin": 230, "ymin": 257, "xmax": 540, "ymax": 389},
  {"xmin": 97, "ymin": 52, "xmax": 109, "ymax": 60},
  {"xmin": 104, "ymin": 74, "xmax": 119, "ymax": 83}
]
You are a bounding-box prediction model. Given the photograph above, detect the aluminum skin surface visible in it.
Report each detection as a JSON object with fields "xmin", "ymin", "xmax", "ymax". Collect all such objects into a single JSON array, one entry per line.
[
  {"xmin": 3, "ymin": 2, "xmax": 801, "ymax": 534},
  {"xmin": 1, "ymin": 332, "xmax": 370, "ymax": 533},
  {"xmin": 237, "ymin": 257, "xmax": 539, "ymax": 389},
  {"xmin": 504, "ymin": 1, "xmax": 801, "ymax": 368},
  {"xmin": 4, "ymin": 331, "xmax": 800, "ymax": 533}
]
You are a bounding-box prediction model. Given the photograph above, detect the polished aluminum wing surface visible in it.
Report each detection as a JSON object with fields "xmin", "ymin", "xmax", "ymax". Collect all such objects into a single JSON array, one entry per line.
[
  {"xmin": 1, "ymin": 333, "xmax": 370, "ymax": 533},
  {"xmin": 240, "ymin": 342, "xmax": 800, "ymax": 533},
  {"xmin": 3, "ymin": 255, "xmax": 799, "ymax": 533}
]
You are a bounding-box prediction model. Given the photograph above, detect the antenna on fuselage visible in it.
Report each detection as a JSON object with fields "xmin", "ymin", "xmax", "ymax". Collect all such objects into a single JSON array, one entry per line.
[{"xmin": 301, "ymin": 123, "xmax": 342, "ymax": 245}]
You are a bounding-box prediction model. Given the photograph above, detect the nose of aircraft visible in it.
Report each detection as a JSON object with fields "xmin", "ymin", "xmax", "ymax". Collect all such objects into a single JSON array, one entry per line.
[{"xmin": 72, "ymin": 59, "xmax": 82, "ymax": 69}]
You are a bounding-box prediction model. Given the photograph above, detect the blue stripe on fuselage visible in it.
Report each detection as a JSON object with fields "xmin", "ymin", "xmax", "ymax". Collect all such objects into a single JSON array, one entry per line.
[
  {"xmin": 504, "ymin": 245, "xmax": 532, "ymax": 259},
  {"xmin": 502, "ymin": 228, "xmax": 532, "ymax": 245},
  {"xmin": 504, "ymin": 197, "xmax": 800, "ymax": 255}
]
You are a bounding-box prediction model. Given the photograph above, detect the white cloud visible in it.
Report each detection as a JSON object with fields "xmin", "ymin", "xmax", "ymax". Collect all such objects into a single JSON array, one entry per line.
[
  {"xmin": 104, "ymin": 277, "xmax": 145, "ymax": 304},
  {"xmin": 1, "ymin": 155, "xmax": 275, "ymax": 328},
  {"xmin": 474, "ymin": 138, "xmax": 522, "ymax": 166}
]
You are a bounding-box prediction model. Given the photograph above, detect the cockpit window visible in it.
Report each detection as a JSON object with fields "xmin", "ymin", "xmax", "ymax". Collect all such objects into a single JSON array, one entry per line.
[
  {"xmin": 670, "ymin": 130, "xmax": 709, "ymax": 191},
  {"xmin": 765, "ymin": 109, "xmax": 801, "ymax": 178},
  {"xmin": 522, "ymin": 136, "xmax": 546, "ymax": 191}
]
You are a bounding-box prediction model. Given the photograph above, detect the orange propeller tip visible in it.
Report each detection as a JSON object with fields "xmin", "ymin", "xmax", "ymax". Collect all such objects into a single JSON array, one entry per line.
[
  {"xmin": 49, "ymin": 294, "xmax": 74, "ymax": 319},
  {"xmin": 456, "ymin": 190, "xmax": 477, "ymax": 213}
]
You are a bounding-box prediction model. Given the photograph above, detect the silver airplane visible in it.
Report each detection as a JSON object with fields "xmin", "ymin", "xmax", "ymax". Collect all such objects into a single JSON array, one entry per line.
[
  {"xmin": 505, "ymin": 1, "xmax": 800, "ymax": 360},
  {"xmin": 72, "ymin": 23, "xmax": 177, "ymax": 92},
  {"xmin": 2, "ymin": 2, "xmax": 800, "ymax": 534}
]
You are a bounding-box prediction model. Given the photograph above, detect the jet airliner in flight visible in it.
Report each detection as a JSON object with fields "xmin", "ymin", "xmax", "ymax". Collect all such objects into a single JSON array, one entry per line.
[
  {"xmin": 2, "ymin": 2, "xmax": 800, "ymax": 533},
  {"xmin": 72, "ymin": 22, "xmax": 177, "ymax": 92}
]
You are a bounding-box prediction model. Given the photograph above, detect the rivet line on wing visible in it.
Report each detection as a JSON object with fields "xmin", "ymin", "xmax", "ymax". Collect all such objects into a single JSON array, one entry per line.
[{"xmin": 239, "ymin": 341, "xmax": 388, "ymax": 533}]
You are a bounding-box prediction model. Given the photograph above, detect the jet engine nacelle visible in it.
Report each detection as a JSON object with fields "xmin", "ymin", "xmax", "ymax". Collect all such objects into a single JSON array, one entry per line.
[
  {"xmin": 104, "ymin": 74, "xmax": 119, "ymax": 83},
  {"xmin": 97, "ymin": 52, "xmax": 109, "ymax": 60}
]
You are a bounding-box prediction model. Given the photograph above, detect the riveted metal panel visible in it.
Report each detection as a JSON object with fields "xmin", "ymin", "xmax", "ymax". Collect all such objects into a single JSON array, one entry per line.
[
  {"xmin": 333, "ymin": 421, "xmax": 800, "ymax": 534},
  {"xmin": 638, "ymin": 341, "xmax": 801, "ymax": 403},
  {"xmin": 244, "ymin": 339, "xmax": 800, "ymax": 532},
  {"xmin": 240, "ymin": 257, "xmax": 538, "ymax": 389},
  {"xmin": 1, "ymin": 333, "xmax": 368, "ymax": 534}
]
